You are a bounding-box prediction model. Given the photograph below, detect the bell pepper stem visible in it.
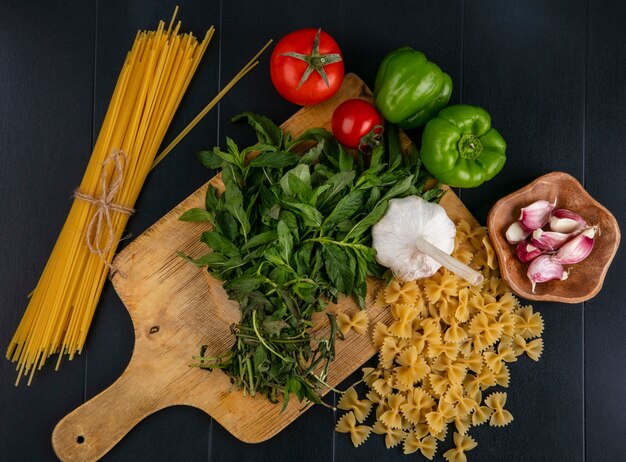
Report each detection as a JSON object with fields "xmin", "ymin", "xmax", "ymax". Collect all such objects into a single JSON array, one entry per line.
[{"xmin": 414, "ymin": 237, "xmax": 484, "ymax": 286}]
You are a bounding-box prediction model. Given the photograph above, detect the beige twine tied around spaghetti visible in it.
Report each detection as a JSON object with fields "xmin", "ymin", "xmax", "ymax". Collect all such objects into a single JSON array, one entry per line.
[{"xmin": 73, "ymin": 149, "xmax": 135, "ymax": 278}]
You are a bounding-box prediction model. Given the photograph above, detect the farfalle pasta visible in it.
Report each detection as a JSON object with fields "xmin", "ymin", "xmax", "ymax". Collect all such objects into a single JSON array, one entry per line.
[
  {"xmin": 336, "ymin": 310, "xmax": 369, "ymax": 335},
  {"xmin": 335, "ymin": 220, "xmax": 545, "ymax": 459},
  {"xmin": 337, "ymin": 387, "xmax": 372, "ymax": 423}
]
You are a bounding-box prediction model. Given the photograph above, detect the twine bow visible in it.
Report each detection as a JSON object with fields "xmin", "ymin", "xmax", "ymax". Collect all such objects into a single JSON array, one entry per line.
[{"xmin": 73, "ymin": 149, "xmax": 135, "ymax": 277}]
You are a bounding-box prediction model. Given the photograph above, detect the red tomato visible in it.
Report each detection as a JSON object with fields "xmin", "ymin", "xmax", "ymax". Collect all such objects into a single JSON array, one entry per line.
[
  {"xmin": 270, "ymin": 28, "xmax": 344, "ymax": 106},
  {"xmin": 331, "ymin": 99, "xmax": 383, "ymax": 151}
]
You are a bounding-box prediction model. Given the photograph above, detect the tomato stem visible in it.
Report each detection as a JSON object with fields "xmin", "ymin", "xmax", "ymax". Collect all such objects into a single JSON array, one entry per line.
[{"xmin": 279, "ymin": 28, "xmax": 342, "ymax": 90}]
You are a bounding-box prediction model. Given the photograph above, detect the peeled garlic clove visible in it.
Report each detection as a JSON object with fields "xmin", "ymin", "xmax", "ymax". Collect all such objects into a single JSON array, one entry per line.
[
  {"xmin": 516, "ymin": 242, "xmax": 544, "ymax": 263},
  {"xmin": 519, "ymin": 199, "xmax": 556, "ymax": 230},
  {"xmin": 552, "ymin": 226, "xmax": 597, "ymax": 265},
  {"xmin": 506, "ymin": 221, "xmax": 531, "ymax": 244},
  {"xmin": 527, "ymin": 255, "xmax": 569, "ymax": 293},
  {"xmin": 549, "ymin": 209, "xmax": 588, "ymax": 233},
  {"xmin": 531, "ymin": 229, "xmax": 574, "ymax": 251}
]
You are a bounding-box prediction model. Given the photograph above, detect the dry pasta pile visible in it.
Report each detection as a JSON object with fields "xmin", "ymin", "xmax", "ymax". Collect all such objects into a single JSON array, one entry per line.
[
  {"xmin": 6, "ymin": 11, "xmax": 215, "ymax": 385},
  {"xmin": 335, "ymin": 220, "xmax": 544, "ymax": 461}
]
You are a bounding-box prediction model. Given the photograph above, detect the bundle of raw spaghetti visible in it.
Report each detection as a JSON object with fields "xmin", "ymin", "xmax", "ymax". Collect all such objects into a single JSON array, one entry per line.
[{"xmin": 7, "ymin": 11, "xmax": 222, "ymax": 385}]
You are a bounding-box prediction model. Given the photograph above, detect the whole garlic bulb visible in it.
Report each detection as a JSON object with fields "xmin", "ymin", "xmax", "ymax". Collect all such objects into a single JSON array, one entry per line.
[{"xmin": 372, "ymin": 196, "xmax": 456, "ymax": 281}]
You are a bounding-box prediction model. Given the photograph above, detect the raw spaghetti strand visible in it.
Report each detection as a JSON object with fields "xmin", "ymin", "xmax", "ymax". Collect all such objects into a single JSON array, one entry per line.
[
  {"xmin": 151, "ymin": 38, "xmax": 274, "ymax": 169},
  {"xmin": 6, "ymin": 14, "xmax": 214, "ymax": 385}
]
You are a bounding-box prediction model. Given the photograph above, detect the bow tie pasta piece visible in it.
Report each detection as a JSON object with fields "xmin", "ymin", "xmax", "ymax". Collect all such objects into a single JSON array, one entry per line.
[
  {"xmin": 420, "ymin": 318, "xmax": 443, "ymax": 346},
  {"xmin": 486, "ymin": 277, "xmax": 510, "ymax": 298},
  {"xmin": 428, "ymin": 372, "xmax": 451, "ymax": 398},
  {"xmin": 425, "ymin": 399, "xmax": 456, "ymax": 436},
  {"xmin": 395, "ymin": 346, "xmax": 430, "ymax": 387},
  {"xmin": 372, "ymin": 419, "xmax": 407, "ymax": 449},
  {"xmin": 385, "ymin": 279, "xmax": 420, "ymax": 305},
  {"xmin": 366, "ymin": 390, "xmax": 384, "ymax": 404},
  {"xmin": 337, "ymin": 387, "xmax": 373, "ymax": 423},
  {"xmin": 361, "ymin": 367, "xmax": 380, "ymax": 387},
  {"xmin": 499, "ymin": 310, "xmax": 516, "ymax": 337},
  {"xmin": 404, "ymin": 429, "xmax": 438, "ymax": 460},
  {"xmin": 483, "ymin": 342, "xmax": 517, "ymax": 374},
  {"xmin": 494, "ymin": 363, "xmax": 511, "ymax": 387},
  {"xmin": 389, "ymin": 304, "xmax": 419, "ymax": 338},
  {"xmin": 380, "ymin": 336, "xmax": 404, "ymax": 368},
  {"xmin": 428, "ymin": 341, "xmax": 459, "ymax": 360},
  {"xmin": 469, "ymin": 312, "xmax": 503, "ymax": 351},
  {"xmin": 498, "ymin": 291, "xmax": 520, "ymax": 312},
  {"xmin": 379, "ymin": 393, "xmax": 406, "ymax": 429},
  {"xmin": 454, "ymin": 413, "xmax": 472, "ymax": 436},
  {"xmin": 472, "ymin": 407, "xmax": 494, "ymax": 427},
  {"xmin": 513, "ymin": 335, "xmax": 544, "ymax": 361},
  {"xmin": 422, "ymin": 269, "xmax": 458, "ymax": 304},
  {"xmin": 485, "ymin": 392, "xmax": 514, "ymax": 427},
  {"xmin": 513, "ymin": 306, "xmax": 545, "ymax": 339},
  {"xmin": 455, "ymin": 288, "xmax": 471, "ymax": 322},
  {"xmin": 443, "ymin": 432, "xmax": 478, "ymax": 462},
  {"xmin": 444, "ymin": 319, "xmax": 469, "ymax": 344},
  {"xmin": 452, "ymin": 244, "xmax": 474, "ymax": 265},
  {"xmin": 458, "ymin": 350, "xmax": 483, "ymax": 374},
  {"xmin": 372, "ymin": 322, "xmax": 392, "ymax": 348},
  {"xmin": 444, "ymin": 384, "xmax": 477, "ymax": 417},
  {"xmin": 400, "ymin": 387, "xmax": 436, "ymax": 425},
  {"xmin": 432, "ymin": 355, "xmax": 468, "ymax": 385},
  {"xmin": 372, "ymin": 370, "xmax": 395, "ymax": 397},
  {"xmin": 336, "ymin": 310, "xmax": 368, "ymax": 336},
  {"xmin": 335, "ymin": 411, "xmax": 372, "ymax": 447}
]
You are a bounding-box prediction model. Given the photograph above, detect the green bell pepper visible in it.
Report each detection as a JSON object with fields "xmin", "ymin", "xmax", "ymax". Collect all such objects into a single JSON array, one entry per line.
[
  {"xmin": 374, "ymin": 47, "xmax": 452, "ymax": 129},
  {"xmin": 420, "ymin": 105, "xmax": 506, "ymax": 188}
]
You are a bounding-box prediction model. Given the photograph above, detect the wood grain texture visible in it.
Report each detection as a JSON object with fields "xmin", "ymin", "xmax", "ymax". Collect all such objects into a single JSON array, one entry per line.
[{"xmin": 52, "ymin": 74, "xmax": 476, "ymax": 461}]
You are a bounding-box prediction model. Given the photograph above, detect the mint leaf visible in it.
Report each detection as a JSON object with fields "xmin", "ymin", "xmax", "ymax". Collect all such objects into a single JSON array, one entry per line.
[
  {"xmin": 323, "ymin": 245, "xmax": 356, "ymax": 295},
  {"xmin": 179, "ymin": 208, "xmax": 215, "ymax": 223},
  {"xmin": 345, "ymin": 200, "xmax": 389, "ymax": 241},
  {"xmin": 324, "ymin": 190, "xmax": 364, "ymax": 231},
  {"xmin": 201, "ymin": 231, "xmax": 240, "ymax": 258},
  {"xmin": 242, "ymin": 231, "xmax": 278, "ymax": 251},
  {"xmin": 232, "ymin": 112, "xmax": 283, "ymax": 147},
  {"xmin": 248, "ymin": 151, "xmax": 300, "ymax": 168},
  {"xmin": 380, "ymin": 174, "xmax": 414, "ymax": 202},
  {"xmin": 281, "ymin": 198, "xmax": 323, "ymax": 229},
  {"xmin": 280, "ymin": 164, "xmax": 311, "ymax": 196},
  {"xmin": 277, "ymin": 220, "xmax": 293, "ymax": 263},
  {"xmin": 196, "ymin": 150, "xmax": 222, "ymax": 169},
  {"xmin": 318, "ymin": 170, "xmax": 355, "ymax": 208},
  {"xmin": 298, "ymin": 139, "xmax": 325, "ymax": 165}
]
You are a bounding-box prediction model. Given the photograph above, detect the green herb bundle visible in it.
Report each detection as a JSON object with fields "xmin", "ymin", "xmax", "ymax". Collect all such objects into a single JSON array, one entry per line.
[{"xmin": 181, "ymin": 113, "xmax": 441, "ymax": 409}]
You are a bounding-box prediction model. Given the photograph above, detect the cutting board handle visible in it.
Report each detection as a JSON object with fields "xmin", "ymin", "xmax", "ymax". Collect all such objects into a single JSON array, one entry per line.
[{"xmin": 52, "ymin": 365, "xmax": 166, "ymax": 462}]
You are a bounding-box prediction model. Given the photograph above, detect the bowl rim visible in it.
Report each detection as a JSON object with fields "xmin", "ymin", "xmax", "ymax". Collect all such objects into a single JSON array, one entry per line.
[{"xmin": 487, "ymin": 171, "xmax": 621, "ymax": 303}]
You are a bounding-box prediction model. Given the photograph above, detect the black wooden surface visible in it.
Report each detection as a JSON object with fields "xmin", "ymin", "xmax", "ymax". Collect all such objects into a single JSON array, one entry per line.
[{"xmin": 0, "ymin": 1, "xmax": 624, "ymax": 461}]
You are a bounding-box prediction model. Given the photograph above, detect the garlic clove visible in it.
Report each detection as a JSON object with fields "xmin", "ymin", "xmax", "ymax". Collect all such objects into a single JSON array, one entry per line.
[
  {"xmin": 552, "ymin": 226, "xmax": 598, "ymax": 265},
  {"xmin": 505, "ymin": 221, "xmax": 531, "ymax": 244},
  {"xmin": 549, "ymin": 209, "xmax": 587, "ymax": 233},
  {"xmin": 519, "ymin": 199, "xmax": 557, "ymax": 230},
  {"xmin": 516, "ymin": 242, "xmax": 544, "ymax": 263},
  {"xmin": 531, "ymin": 229, "xmax": 574, "ymax": 251},
  {"xmin": 527, "ymin": 255, "xmax": 569, "ymax": 293}
]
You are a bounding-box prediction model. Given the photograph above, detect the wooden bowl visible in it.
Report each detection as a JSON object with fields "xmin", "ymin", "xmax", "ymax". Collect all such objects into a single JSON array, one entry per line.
[{"xmin": 487, "ymin": 172, "xmax": 620, "ymax": 303}]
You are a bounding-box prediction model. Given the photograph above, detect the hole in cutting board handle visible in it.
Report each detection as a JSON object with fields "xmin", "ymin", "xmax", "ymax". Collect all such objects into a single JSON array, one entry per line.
[{"xmin": 76, "ymin": 435, "xmax": 85, "ymax": 444}]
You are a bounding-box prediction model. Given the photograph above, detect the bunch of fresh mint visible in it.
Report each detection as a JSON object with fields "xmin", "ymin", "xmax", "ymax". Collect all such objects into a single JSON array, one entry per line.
[{"xmin": 180, "ymin": 113, "xmax": 441, "ymax": 408}]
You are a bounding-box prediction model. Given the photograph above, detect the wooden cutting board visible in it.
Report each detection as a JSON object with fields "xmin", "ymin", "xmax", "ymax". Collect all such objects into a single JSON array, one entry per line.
[{"xmin": 52, "ymin": 74, "xmax": 478, "ymax": 462}]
